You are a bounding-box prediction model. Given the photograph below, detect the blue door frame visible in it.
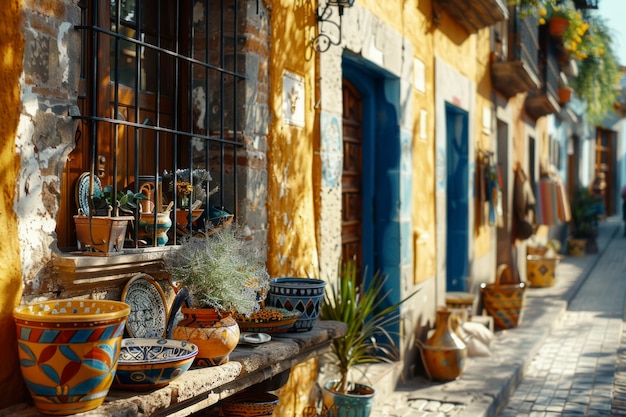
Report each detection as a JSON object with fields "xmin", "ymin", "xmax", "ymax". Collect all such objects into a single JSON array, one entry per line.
[
  {"xmin": 342, "ymin": 54, "xmax": 403, "ymax": 341},
  {"xmin": 445, "ymin": 103, "xmax": 469, "ymax": 291}
]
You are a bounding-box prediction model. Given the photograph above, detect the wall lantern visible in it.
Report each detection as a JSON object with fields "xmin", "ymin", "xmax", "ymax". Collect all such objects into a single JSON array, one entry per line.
[
  {"xmin": 572, "ymin": 0, "xmax": 598, "ymax": 9},
  {"xmin": 312, "ymin": 0, "xmax": 356, "ymax": 53}
]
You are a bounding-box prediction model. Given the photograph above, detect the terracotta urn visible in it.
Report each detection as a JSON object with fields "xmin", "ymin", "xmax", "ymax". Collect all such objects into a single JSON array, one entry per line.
[
  {"xmin": 417, "ymin": 307, "xmax": 467, "ymax": 381},
  {"xmin": 172, "ymin": 307, "xmax": 240, "ymax": 366},
  {"xmin": 12, "ymin": 299, "xmax": 130, "ymax": 415}
]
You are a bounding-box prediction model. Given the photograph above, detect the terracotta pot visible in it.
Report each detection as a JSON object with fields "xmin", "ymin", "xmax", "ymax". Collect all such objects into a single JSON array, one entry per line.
[
  {"xmin": 417, "ymin": 308, "xmax": 467, "ymax": 381},
  {"xmin": 558, "ymin": 87, "xmax": 573, "ymax": 105},
  {"xmin": 172, "ymin": 308, "xmax": 239, "ymax": 366},
  {"xmin": 175, "ymin": 209, "xmax": 204, "ymax": 228},
  {"xmin": 13, "ymin": 300, "xmax": 130, "ymax": 415},
  {"xmin": 74, "ymin": 215, "xmax": 133, "ymax": 254},
  {"xmin": 549, "ymin": 16, "xmax": 569, "ymax": 37}
]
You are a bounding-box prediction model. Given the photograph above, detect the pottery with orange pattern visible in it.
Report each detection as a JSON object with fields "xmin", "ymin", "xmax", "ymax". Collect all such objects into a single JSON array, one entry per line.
[
  {"xmin": 172, "ymin": 307, "xmax": 240, "ymax": 366},
  {"xmin": 13, "ymin": 299, "xmax": 130, "ymax": 415}
]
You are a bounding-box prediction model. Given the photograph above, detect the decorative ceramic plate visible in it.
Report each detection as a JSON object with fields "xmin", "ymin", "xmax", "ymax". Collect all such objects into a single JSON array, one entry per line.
[
  {"xmin": 121, "ymin": 274, "xmax": 168, "ymax": 338},
  {"xmin": 234, "ymin": 307, "xmax": 302, "ymax": 334},
  {"xmin": 76, "ymin": 172, "xmax": 103, "ymax": 215}
]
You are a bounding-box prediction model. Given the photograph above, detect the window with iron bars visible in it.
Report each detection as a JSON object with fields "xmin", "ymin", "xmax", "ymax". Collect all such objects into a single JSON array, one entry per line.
[{"xmin": 58, "ymin": 0, "xmax": 246, "ymax": 251}]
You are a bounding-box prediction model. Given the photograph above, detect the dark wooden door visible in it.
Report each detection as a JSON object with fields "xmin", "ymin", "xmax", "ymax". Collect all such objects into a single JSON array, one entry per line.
[
  {"xmin": 341, "ymin": 79, "xmax": 363, "ymax": 275},
  {"xmin": 595, "ymin": 128, "xmax": 615, "ymax": 215}
]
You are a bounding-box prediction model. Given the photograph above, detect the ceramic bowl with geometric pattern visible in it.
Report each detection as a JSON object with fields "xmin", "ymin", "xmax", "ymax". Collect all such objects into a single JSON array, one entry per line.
[{"xmin": 113, "ymin": 338, "xmax": 198, "ymax": 390}]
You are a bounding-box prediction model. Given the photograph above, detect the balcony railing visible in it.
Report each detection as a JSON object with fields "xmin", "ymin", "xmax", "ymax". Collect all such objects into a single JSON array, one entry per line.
[
  {"xmin": 437, "ymin": 0, "xmax": 508, "ymax": 33},
  {"xmin": 525, "ymin": 26, "xmax": 561, "ymax": 119},
  {"xmin": 491, "ymin": 9, "xmax": 541, "ymax": 98}
]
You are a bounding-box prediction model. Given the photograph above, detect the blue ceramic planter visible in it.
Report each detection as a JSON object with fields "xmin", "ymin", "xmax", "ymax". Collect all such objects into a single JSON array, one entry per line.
[
  {"xmin": 267, "ymin": 278, "xmax": 326, "ymax": 332},
  {"xmin": 322, "ymin": 380, "xmax": 375, "ymax": 417}
]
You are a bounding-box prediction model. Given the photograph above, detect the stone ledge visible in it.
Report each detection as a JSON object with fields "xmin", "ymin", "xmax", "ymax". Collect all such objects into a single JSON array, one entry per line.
[{"xmin": 0, "ymin": 321, "xmax": 347, "ymax": 417}]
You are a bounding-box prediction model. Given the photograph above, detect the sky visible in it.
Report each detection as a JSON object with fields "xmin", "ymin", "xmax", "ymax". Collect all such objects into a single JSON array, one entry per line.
[{"xmin": 597, "ymin": 0, "xmax": 626, "ymax": 66}]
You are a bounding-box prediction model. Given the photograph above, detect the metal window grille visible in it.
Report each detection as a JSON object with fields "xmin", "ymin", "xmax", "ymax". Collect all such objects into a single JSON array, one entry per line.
[{"xmin": 72, "ymin": 0, "xmax": 244, "ymax": 249}]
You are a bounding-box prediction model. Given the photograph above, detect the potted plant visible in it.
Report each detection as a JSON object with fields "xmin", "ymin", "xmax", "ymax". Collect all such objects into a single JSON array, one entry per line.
[
  {"xmin": 74, "ymin": 182, "xmax": 148, "ymax": 255},
  {"xmin": 319, "ymin": 262, "xmax": 417, "ymax": 417},
  {"xmin": 164, "ymin": 224, "xmax": 270, "ymax": 366},
  {"xmin": 568, "ymin": 187, "xmax": 598, "ymax": 256}
]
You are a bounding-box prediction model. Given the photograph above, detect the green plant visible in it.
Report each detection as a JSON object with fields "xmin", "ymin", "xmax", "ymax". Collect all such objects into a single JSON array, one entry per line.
[
  {"xmin": 321, "ymin": 262, "xmax": 418, "ymax": 394},
  {"xmin": 92, "ymin": 186, "xmax": 148, "ymax": 216},
  {"xmin": 570, "ymin": 15, "xmax": 621, "ymax": 124},
  {"xmin": 163, "ymin": 224, "xmax": 270, "ymax": 316},
  {"xmin": 570, "ymin": 187, "xmax": 598, "ymax": 238}
]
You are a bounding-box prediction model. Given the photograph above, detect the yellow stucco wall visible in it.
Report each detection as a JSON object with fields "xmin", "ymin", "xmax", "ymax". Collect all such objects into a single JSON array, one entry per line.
[
  {"xmin": 266, "ymin": 0, "xmax": 319, "ymax": 280},
  {"xmin": 266, "ymin": 2, "xmax": 321, "ymax": 416},
  {"xmin": 0, "ymin": 0, "xmax": 27, "ymax": 409}
]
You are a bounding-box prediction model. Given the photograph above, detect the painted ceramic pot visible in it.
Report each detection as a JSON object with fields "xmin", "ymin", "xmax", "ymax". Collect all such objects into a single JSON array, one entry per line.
[
  {"xmin": 138, "ymin": 212, "xmax": 172, "ymax": 246},
  {"xmin": 171, "ymin": 308, "xmax": 239, "ymax": 366},
  {"xmin": 266, "ymin": 278, "xmax": 327, "ymax": 332},
  {"xmin": 12, "ymin": 299, "xmax": 130, "ymax": 415},
  {"xmin": 322, "ymin": 380, "xmax": 375, "ymax": 417},
  {"xmin": 113, "ymin": 338, "xmax": 198, "ymax": 390},
  {"xmin": 221, "ymin": 392, "xmax": 279, "ymax": 417},
  {"xmin": 417, "ymin": 308, "xmax": 467, "ymax": 381}
]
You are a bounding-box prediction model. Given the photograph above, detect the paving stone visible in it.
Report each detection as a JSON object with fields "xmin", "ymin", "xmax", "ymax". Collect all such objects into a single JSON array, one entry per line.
[{"xmin": 364, "ymin": 220, "xmax": 626, "ymax": 417}]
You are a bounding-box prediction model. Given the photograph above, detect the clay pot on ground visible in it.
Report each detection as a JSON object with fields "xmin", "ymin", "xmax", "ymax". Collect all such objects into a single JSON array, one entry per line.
[{"xmin": 417, "ymin": 307, "xmax": 467, "ymax": 381}]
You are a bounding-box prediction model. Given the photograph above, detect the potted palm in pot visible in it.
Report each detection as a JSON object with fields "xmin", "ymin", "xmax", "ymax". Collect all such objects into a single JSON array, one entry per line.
[
  {"xmin": 319, "ymin": 262, "xmax": 417, "ymax": 417},
  {"xmin": 163, "ymin": 224, "xmax": 270, "ymax": 366}
]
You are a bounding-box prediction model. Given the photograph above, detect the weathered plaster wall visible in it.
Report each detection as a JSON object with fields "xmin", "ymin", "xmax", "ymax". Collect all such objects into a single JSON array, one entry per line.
[
  {"xmin": 0, "ymin": 0, "xmax": 28, "ymax": 409},
  {"xmin": 1, "ymin": 0, "xmax": 87, "ymax": 407},
  {"xmin": 18, "ymin": 0, "xmax": 80, "ymax": 299}
]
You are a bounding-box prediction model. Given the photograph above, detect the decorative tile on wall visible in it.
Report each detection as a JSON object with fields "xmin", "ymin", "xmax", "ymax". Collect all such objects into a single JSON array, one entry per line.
[
  {"xmin": 282, "ymin": 70, "xmax": 305, "ymax": 127},
  {"xmin": 320, "ymin": 112, "xmax": 342, "ymax": 188}
]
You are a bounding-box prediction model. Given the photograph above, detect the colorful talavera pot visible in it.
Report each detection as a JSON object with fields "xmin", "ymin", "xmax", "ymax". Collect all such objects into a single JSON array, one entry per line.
[
  {"xmin": 267, "ymin": 278, "xmax": 327, "ymax": 332},
  {"xmin": 13, "ymin": 299, "xmax": 130, "ymax": 415},
  {"xmin": 172, "ymin": 307, "xmax": 240, "ymax": 366}
]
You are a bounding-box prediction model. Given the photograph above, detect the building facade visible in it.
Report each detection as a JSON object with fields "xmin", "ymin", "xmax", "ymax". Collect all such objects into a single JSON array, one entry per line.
[{"xmin": 0, "ymin": 0, "xmax": 623, "ymax": 415}]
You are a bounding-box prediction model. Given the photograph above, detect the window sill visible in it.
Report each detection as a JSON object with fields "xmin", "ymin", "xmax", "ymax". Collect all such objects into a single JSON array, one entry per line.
[
  {"xmin": 52, "ymin": 246, "xmax": 177, "ymax": 289},
  {"xmin": 1, "ymin": 321, "xmax": 347, "ymax": 417}
]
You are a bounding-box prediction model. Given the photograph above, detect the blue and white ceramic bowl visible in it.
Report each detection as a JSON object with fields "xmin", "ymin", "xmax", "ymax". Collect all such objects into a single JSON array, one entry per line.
[{"xmin": 113, "ymin": 338, "xmax": 198, "ymax": 390}]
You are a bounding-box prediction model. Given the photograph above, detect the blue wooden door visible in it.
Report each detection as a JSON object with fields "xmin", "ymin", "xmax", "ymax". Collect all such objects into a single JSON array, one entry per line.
[{"xmin": 445, "ymin": 104, "xmax": 469, "ymax": 291}]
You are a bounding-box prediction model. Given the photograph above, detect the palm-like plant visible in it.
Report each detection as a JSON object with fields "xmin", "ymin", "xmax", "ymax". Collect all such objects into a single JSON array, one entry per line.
[{"xmin": 321, "ymin": 262, "xmax": 417, "ymax": 394}]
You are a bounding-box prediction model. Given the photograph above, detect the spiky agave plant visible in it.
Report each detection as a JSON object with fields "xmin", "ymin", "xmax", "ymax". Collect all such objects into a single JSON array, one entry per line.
[{"xmin": 321, "ymin": 261, "xmax": 418, "ymax": 394}]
